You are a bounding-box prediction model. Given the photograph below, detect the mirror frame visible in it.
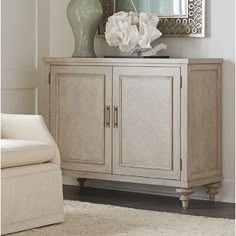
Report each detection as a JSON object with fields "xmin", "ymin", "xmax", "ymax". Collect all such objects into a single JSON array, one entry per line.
[{"xmin": 98, "ymin": 0, "xmax": 205, "ymax": 38}]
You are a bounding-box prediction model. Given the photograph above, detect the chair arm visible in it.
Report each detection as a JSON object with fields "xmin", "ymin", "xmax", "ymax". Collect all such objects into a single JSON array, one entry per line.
[{"xmin": 1, "ymin": 114, "xmax": 60, "ymax": 166}]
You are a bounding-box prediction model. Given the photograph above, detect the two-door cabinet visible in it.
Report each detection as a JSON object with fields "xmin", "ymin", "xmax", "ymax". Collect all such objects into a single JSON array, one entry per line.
[{"xmin": 44, "ymin": 58, "xmax": 222, "ymax": 209}]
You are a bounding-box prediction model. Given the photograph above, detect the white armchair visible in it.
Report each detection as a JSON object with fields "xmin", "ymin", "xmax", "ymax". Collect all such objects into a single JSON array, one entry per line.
[{"xmin": 1, "ymin": 114, "xmax": 64, "ymax": 235}]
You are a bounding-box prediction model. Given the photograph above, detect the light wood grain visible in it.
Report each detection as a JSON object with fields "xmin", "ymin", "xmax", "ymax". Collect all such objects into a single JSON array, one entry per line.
[
  {"xmin": 43, "ymin": 63, "xmax": 50, "ymax": 128},
  {"xmin": 44, "ymin": 58, "xmax": 223, "ymax": 209},
  {"xmin": 188, "ymin": 65, "xmax": 221, "ymax": 181},
  {"xmin": 43, "ymin": 57, "xmax": 223, "ymax": 65},
  {"xmin": 176, "ymin": 187, "xmax": 194, "ymax": 209},
  {"xmin": 180, "ymin": 64, "xmax": 189, "ymax": 183},
  {"xmin": 204, "ymin": 182, "xmax": 221, "ymax": 202},
  {"xmin": 50, "ymin": 66, "xmax": 112, "ymax": 173},
  {"xmin": 113, "ymin": 67, "xmax": 181, "ymax": 180},
  {"xmin": 62, "ymin": 170, "xmax": 188, "ymax": 188}
]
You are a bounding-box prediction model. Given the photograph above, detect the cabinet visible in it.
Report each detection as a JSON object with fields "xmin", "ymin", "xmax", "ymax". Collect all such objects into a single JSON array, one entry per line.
[
  {"xmin": 50, "ymin": 66, "xmax": 112, "ymax": 174},
  {"xmin": 113, "ymin": 67, "xmax": 181, "ymax": 180},
  {"xmin": 44, "ymin": 58, "xmax": 222, "ymax": 209}
]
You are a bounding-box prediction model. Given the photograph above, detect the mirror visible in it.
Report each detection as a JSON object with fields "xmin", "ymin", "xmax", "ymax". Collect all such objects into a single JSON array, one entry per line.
[
  {"xmin": 98, "ymin": 0, "xmax": 205, "ymax": 38},
  {"xmin": 115, "ymin": 0, "xmax": 188, "ymax": 17}
]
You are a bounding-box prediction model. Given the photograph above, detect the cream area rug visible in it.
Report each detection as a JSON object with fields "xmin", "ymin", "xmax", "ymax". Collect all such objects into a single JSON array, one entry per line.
[{"xmin": 12, "ymin": 200, "xmax": 235, "ymax": 236}]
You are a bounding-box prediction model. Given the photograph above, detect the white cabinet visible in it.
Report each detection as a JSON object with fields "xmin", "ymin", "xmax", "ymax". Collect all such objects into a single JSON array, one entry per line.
[
  {"xmin": 44, "ymin": 58, "xmax": 223, "ymax": 209},
  {"xmin": 50, "ymin": 66, "xmax": 112, "ymax": 173},
  {"xmin": 113, "ymin": 67, "xmax": 181, "ymax": 180}
]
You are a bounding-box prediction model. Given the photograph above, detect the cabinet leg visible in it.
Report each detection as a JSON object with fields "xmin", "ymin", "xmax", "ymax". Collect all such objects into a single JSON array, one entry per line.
[
  {"xmin": 176, "ymin": 188, "xmax": 194, "ymax": 209},
  {"xmin": 204, "ymin": 182, "xmax": 220, "ymax": 202},
  {"xmin": 77, "ymin": 178, "xmax": 87, "ymax": 191}
]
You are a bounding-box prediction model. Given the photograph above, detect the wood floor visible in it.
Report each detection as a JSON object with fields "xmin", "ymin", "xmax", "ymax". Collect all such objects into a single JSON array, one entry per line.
[{"xmin": 63, "ymin": 185, "xmax": 235, "ymax": 219}]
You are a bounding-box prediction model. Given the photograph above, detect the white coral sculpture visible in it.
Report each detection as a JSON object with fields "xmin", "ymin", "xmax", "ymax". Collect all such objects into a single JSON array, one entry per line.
[{"xmin": 105, "ymin": 11, "xmax": 167, "ymax": 56}]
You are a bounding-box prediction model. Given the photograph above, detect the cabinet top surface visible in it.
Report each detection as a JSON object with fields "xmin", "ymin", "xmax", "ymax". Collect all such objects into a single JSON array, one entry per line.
[{"xmin": 44, "ymin": 57, "xmax": 223, "ymax": 65}]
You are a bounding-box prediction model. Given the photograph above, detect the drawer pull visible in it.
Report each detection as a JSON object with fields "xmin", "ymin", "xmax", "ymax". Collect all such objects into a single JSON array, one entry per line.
[
  {"xmin": 105, "ymin": 105, "xmax": 111, "ymax": 128},
  {"xmin": 114, "ymin": 106, "xmax": 118, "ymax": 128}
]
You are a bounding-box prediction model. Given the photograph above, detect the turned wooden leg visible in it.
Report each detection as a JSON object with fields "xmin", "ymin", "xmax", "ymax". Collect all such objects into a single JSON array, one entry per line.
[
  {"xmin": 77, "ymin": 178, "xmax": 87, "ymax": 191},
  {"xmin": 176, "ymin": 188, "xmax": 194, "ymax": 209},
  {"xmin": 204, "ymin": 182, "xmax": 220, "ymax": 202}
]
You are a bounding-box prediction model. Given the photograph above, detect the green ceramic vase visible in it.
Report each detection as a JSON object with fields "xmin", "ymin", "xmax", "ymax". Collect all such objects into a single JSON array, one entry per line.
[
  {"xmin": 67, "ymin": 0, "xmax": 103, "ymax": 57},
  {"xmin": 115, "ymin": 0, "xmax": 137, "ymax": 12}
]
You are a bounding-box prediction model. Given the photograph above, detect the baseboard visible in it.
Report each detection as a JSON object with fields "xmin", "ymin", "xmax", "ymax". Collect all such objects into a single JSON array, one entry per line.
[{"xmin": 63, "ymin": 176, "xmax": 235, "ymax": 203}]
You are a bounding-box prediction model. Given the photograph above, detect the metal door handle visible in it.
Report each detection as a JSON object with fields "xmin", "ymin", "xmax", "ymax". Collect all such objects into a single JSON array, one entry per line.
[
  {"xmin": 105, "ymin": 105, "xmax": 111, "ymax": 128},
  {"xmin": 114, "ymin": 106, "xmax": 118, "ymax": 128}
]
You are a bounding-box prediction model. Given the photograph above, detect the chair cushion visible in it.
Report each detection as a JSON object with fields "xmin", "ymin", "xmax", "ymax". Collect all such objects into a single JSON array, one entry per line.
[{"xmin": 1, "ymin": 139, "xmax": 56, "ymax": 169}]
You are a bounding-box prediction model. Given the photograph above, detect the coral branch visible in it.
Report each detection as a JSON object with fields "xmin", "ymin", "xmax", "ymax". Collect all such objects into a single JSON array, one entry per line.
[{"xmin": 105, "ymin": 11, "xmax": 167, "ymax": 56}]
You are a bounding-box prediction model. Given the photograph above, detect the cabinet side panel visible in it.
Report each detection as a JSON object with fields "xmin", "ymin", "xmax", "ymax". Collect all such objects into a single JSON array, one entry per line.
[{"xmin": 188, "ymin": 64, "xmax": 222, "ymax": 183}]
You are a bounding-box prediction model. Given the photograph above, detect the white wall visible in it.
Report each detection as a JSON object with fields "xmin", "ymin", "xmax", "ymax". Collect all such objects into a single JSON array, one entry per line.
[
  {"xmin": 38, "ymin": 0, "xmax": 50, "ymax": 116},
  {"xmin": 48, "ymin": 0, "xmax": 235, "ymax": 203},
  {"xmin": 1, "ymin": 0, "xmax": 38, "ymax": 114},
  {"xmin": 1, "ymin": 0, "xmax": 50, "ymax": 115},
  {"xmin": 49, "ymin": 0, "xmax": 117, "ymax": 58}
]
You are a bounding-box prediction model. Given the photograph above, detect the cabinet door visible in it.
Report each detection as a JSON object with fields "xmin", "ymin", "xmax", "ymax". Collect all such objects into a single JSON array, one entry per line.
[
  {"xmin": 50, "ymin": 66, "xmax": 112, "ymax": 173},
  {"xmin": 113, "ymin": 67, "xmax": 181, "ymax": 180}
]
